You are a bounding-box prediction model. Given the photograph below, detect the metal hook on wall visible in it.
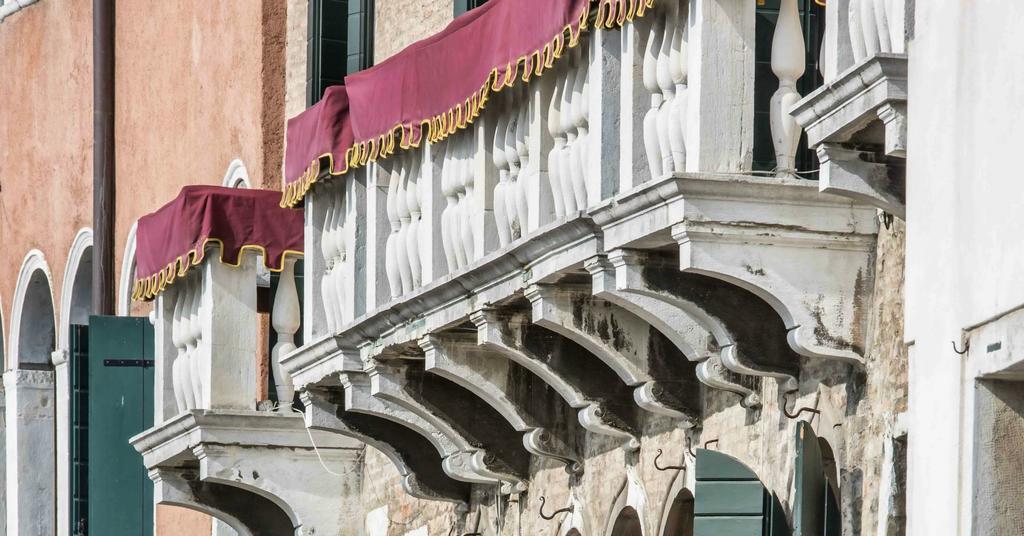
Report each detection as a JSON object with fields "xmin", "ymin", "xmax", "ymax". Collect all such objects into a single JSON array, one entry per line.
[
  {"xmin": 538, "ymin": 496, "xmax": 574, "ymax": 521},
  {"xmin": 703, "ymin": 438, "xmax": 719, "ymax": 450},
  {"xmin": 653, "ymin": 449, "xmax": 686, "ymax": 472},
  {"xmin": 782, "ymin": 392, "xmax": 822, "ymax": 420},
  {"xmin": 952, "ymin": 340, "xmax": 970, "ymax": 355},
  {"xmin": 686, "ymin": 436, "xmax": 696, "ymax": 458}
]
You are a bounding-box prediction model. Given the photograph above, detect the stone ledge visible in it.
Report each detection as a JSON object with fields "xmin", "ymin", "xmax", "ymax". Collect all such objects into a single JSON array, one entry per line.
[{"xmin": 0, "ymin": 0, "xmax": 41, "ymax": 23}]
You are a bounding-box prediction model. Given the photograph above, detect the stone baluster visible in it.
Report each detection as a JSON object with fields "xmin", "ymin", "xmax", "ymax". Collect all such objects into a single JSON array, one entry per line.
[
  {"xmin": 333, "ymin": 182, "xmax": 349, "ymax": 326},
  {"xmin": 850, "ymin": 0, "xmax": 903, "ymax": 62},
  {"xmin": 513, "ymin": 88, "xmax": 531, "ymax": 239},
  {"xmin": 319, "ymin": 187, "xmax": 339, "ymax": 331},
  {"xmin": 384, "ymin": 162, "xmax": 403, "ymax": 298},
  {"xmin": 493, "ymin": 110, "xmax": 513, "ymax": 247},
  {"xmin": 655, "ymin": 4, "xmax": 676, "ymax": 177},
  {"xmin": 461, "ymin": 134, "xmax": 478, "ymax": 263},
  {"xmin": 404, "ymin": 153, "xmax": 424, "ymax": 289},
  {"xmin": 186, "ymin": 273, "xmax": 204, "ymax": 408},
  {"xmin": 770, "ymin": 0, "xmax": 806, "ymax": 180},
  {"xmin": 505, "ymin": 100, "xmax": 523, "ymax": 241},
  {"xmin": 271, "ymin": 258, "xmax": 300, "ymax": 412},
  {"xmin": 546, "ymin": 71, "xmax": 567, "ymax": 219},
  {"xmin": 667, "ymin": 0, "xmax": 688, "ymax": 174},
  {"xmin": 567, "ymin": 47, "xmax": 588, "ymax": 212},
  {"xmin": 395, "ymin": 161, "xmax": 414, "ymax": 294},
  {"xmin": 452, "ymin": 140, "xmax": 470, "ymax": 269},
  {"xmin": 642, "ymin": 13, "xmax": 665, "ymax": 180},
  {"xmin": 559, "ymin": 58, "xmax": 578, "ymax": 215},
  {"xmin": 440, "ymin": 141, "xmax": 460, "ymax": 272},
  {"xmin": 170, "ymin": 286, "xmax": 193, "ymax": 412}
]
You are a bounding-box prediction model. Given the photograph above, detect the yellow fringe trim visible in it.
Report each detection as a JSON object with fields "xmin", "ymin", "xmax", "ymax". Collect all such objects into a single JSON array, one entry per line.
[
  {"xmin": 280, "ymin": 0, "xmax": 654, "ymax": 208},
  {"xmin": 131, "ymin": 238, "xmax": 304, "ymax": 301}
]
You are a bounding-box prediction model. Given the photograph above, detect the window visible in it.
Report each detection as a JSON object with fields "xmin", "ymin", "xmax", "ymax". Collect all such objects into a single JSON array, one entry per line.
[
  {"xmin": 307, "ymin": 0, "xmax": 374, "ymax": 106},
  {"xmin": 453, "ymin": 0, "xmax": 488, "ymax": 17},
  {"xmin": 753, "ymin": 0, "xmax": 825, "ymax": 175}
]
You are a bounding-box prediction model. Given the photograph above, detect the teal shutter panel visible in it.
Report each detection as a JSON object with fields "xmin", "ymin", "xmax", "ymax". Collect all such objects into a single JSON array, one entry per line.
[
  {"xmin": 347, "ymin": 0, "xmax": 374, "ymax": 75},
  {"xmin": 76, "ymin": 316, "xmax": 155, "ymax": 536},
  {"xmin": 794, "ymin": 421, "xmax": 841, "ymax": 536},
  {"xmin": 694, "ymin": 449, "xmax": 791, "ymax": 536}
]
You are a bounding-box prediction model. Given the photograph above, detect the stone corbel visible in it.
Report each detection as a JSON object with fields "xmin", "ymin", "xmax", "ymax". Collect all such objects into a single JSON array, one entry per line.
[
  {"xmin": 816, "ymin": 144, "xmax": 905, "ymax": 220},
  {"xmin": 365, "ymin": 362, "xmax": 530, "ymax": 490},
  {"xmin": 302, "ymin": 388, "xmax": 469, "ymax": 503},
  {"xmin": 792, "ymin": 53, "xmax": 908, "ymax": 217},
  {"xmin": 193, "ymin": 442, "xmax": 362, "ymax": 535},
  {"xmin": 525, "ymin": 283, "xmax": 702, "ymax": 424},
  {"xmin": 419, "ymin": 333, "xmax": 584, "ymax": 474},
  {"xmin": 471, "ymin": 308, "xmax": 642, "ymax": 445},
  {"xmin": 150, "ymin": 467, "xmax": 282, "ymax": 536},
  {"xmin": 584, "ymin": 252, "xmax": 763, "ymax": 407},
  {"xmin": 672, "ymin": 218, "xmax": 874, "ymax": 366},
  {"xmin": 339, "ymin": 371, "xmax": 494, "ymax": 487}
]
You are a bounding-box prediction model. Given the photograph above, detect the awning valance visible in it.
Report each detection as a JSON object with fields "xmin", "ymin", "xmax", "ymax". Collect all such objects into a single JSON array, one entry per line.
[
  {"xmin": 133, "ymin": 186, "xmax": 304, "ymax": 301},
  {"xmin": 281, "ymin": 0, "xmax": 651, "ymax": 207}
]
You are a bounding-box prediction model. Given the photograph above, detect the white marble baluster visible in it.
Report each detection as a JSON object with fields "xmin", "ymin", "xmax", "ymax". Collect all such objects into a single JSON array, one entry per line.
[
  {"xmin": 395, "ymin": 160, "xmax": 414, "ymax": 294},
  {"xmin": 872, "ymin": 0, "xmax": 891, "ymax": 53},
  {"xmin": 333, "ymin": 182, "xmax": 348, "ymax": 326},
  {"xmin": 643, "ymin": 13, "xmax": 665, "ymax": 180},
  {"xmin": 568, "ymin": 48, "xmax": 589, "ymax": 212},
  {"xmin": 461, "ymin": 135, "xmax": 477, "ymax": 263},
  {"xmin": 504, "ymin": 104, "xmax": 522, "ymax": 241},
  {"xmin": 886, "ymin": 0, "xmax": 904, "ymax": 53},
  {"xmin": 859, "ymin": 0, "xmax": 880, "ymax": 57},
  {"xmin": 271, "ymin": 258, "xmax": 300, "ymax": 412},
  {"xmin": 559, "ymin": 59, "xmax": 579, "ymax": 215},
  {"xmin": 186, "ymin": 273, "xmax": 204, "ymax": 409},
  {"xmin": 384, "ymin": 162, "xmax": 403, "ymax": 298},
  {"xmin": 770, "ymin": 0, "xmax": 806, "ymax": 180},
  {"xmin": 655, "ymin": 5, "xmax": 676, "ymax": 177},
  {"xmin": 405, "ymin": 152, "xmax": 423, "ymax": 288},
  {"xmin": 440, "ymin": 141, "xmax": 459, "ymax": 272},
  {"xmin": 546, "ymin": 72, "xmax": 567, "ymax": 219},
  {"xmin": 849, "ymin": 0, "xmax": 867, "ymax": 63},
  {"xmin": 452, "ymin": 141, "xmax": 470, "ymax": 269},
  {"xmin": 319, "ymin": 187, "xmax": 339, "ymax": 331},
  {"xmin": 493, "ymin": 110, "xmax": 512, "ymax": 247},
  {"xmin": 667, "ymin": 0, "xmax": 687, "ymax": 174},
  {"xmin": 513, "ymin": 88, "xmax": 531, "ymax": 238},
  {"xmin": 170, "ymin": 287, "xmax": 191, "ymax": 412}
]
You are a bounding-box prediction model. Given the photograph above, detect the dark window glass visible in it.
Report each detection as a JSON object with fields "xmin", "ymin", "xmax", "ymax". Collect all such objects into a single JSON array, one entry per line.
[
  {"xmin": 454, "ymin": 0, "xmax": 488, "ymax": 17},
  {"xmin": 753, "ymin": 0, "xmax": 825, "ymax": 176},
  {"xmin": 308, "ymin": 0, "xmax": 374, "ymax": 105}
]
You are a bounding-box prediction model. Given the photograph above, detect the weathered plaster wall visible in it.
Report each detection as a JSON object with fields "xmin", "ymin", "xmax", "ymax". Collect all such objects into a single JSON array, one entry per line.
[
  {"xmin": 358, "ymin": 220, "xmax": 907, "ymax": 536},
  {"xmin": 0, "ymin": 0, "xmax": 92, "ymax": 368},
  {"xmin": 374, "ymin": 0, "xmax": 453, "ymax": 63}
]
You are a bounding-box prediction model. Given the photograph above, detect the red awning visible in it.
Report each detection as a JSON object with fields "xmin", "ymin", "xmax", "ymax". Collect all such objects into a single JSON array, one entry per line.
[
  {"xmin": 133, "ymin": 186, "xmax": 304, "ymax": 301},
  {"xmin": 281, "ymin": 0, "xmax": 651, "ymax": 207}
]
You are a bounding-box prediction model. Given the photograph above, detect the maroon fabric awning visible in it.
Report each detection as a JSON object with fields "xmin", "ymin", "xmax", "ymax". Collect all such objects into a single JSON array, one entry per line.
[
  {"xmin": 281, "ymin": 0, "xmax": 651, "ymax": 207},
  {"xmin": 133, "ymin": 186, "xmax": 304, "ymax": 301},
  {"xmin": 281, "ymin": 85, "xmax": 354, "ymax": 208}
]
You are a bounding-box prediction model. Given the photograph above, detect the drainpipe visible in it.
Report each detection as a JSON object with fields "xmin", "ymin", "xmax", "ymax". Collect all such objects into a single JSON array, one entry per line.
[{"xmin": 93, "ymin": 0, "xmax": 115, "ymax": 315}]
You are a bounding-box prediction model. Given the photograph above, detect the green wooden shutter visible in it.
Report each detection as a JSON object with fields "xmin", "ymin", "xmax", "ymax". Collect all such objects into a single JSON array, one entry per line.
[
  {"xmin": 72, "ymin": 316, "xmax": 155, "ymax": 536},
  {"xmin": 454, "ymin": 0, "xmax": 488, "ymax": 17},
  {"xmin": 307, "ymin": 0, "xmax": 374, "ymax": 105},
  {"xmin": 347, "ymin": 0, "xmax": 374, "ymax": 75},
  {"xmin": 694, "ymin": 449, "xmax": 791, "ymax": 536},
  {"xmin": 794, "ymin": 422, "xmax": 841, "ymax": 536},
  {"xmin": 752, "ymin": 0, "xmax": 825, "ymax": 174}
]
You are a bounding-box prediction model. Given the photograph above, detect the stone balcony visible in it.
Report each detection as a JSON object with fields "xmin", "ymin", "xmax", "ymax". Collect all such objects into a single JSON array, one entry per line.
[
  {"xmin": 277, "ymin": 1, "xmax": 884, "ymax": 507},
  {"xmin": 129, "ymin": 247, "xmax": 363, "ymax": 534}
]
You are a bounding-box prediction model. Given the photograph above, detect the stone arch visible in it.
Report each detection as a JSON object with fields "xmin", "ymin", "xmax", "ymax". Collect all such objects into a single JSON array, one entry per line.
[
  {"xmin": 222, "ymin": 159, "xmax": 252, "ymax": 189},
  {"xmin": 604, "ymin": 470, "xmax": 653, "ymax": 536},
  {"xmin": 59, "ymin": 228, "xmax": 93, "ymax": 350},
  {"xmin": 657, "ymin": 469, "xmax": 694, "ymax": 536},
  {"xmin": 9, "ymin": 250, "xmax": 57, "ymax": 369},
  {"xmin": 117, "ymin": 220, "xmax": 138, "ymax": 316},
  {"xmin": 608, "ymin": 507, "xmax": 644, "ymax": 536}
]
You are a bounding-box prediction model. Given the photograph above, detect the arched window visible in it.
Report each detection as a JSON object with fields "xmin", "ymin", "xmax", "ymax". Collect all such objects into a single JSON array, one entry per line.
[
  {"xmin": 10, "ymin": 251, "xmax": 56, "ymax": 369},
  {"xmin": 222, "ymin": 159, "xmax": 252, "ymax": 189},
  {"xmin": 661, "ymin": 490, "xmax": 694, "ymax": 536},
  {"xmin": 610, "ymin": 507, "xmax": 644, "ymax": 536}
]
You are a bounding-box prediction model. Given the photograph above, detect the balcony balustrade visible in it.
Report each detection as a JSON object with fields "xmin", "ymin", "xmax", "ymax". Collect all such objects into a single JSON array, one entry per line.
[{"xmin": 283, "ymin": 3, "xmax": 881, "ymax": 507}]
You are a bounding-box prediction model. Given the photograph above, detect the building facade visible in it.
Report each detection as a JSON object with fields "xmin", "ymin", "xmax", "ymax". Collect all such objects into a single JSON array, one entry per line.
[{"xmin": 0, "ymin": 1, "xmax": 1020, "ymax": 536}]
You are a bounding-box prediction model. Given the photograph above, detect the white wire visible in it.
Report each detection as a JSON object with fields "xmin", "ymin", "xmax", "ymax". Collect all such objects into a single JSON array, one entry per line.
[{"xmin": 284, "ymin": 404, "xmax": 352, "ymax": 477}]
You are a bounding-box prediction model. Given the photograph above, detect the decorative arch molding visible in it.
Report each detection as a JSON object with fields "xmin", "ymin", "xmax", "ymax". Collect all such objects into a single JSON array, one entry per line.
[
  {"xmin": 556, "ymin": 489, "xmax": 592, "ymax": 536},
  {"xmin": 604, "ymin": 467, "xmax": 654, "ymax": 536},
  {"xmin": 222, "ymin": 159, "xmax": 252, "ymax": 189},
  {"xmin": 58, "ymin": 228, "xmax": 94, "ymax": 352},
  {"xmin": 8, "ymin": 249, "xmax": 57, "ymax": 369},
  {"xmin": 657, "ymin": 469, "xmax": 694, "ymax": 536},
  {"xmin": 117, "ymin": 220, "xmax": 138, "ymax": 316}
]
